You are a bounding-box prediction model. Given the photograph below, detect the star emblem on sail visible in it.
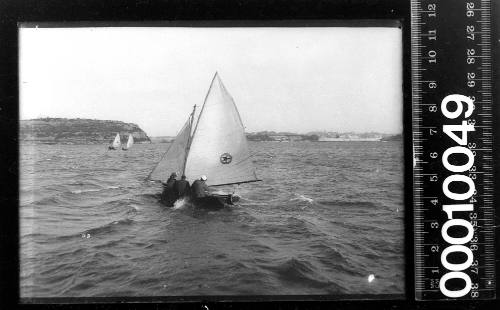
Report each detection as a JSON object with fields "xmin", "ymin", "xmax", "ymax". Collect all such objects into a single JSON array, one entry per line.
[
  {"xmin": 220, "ymin": 153, "xmax": 232, "ymax": 164},
  {"xmin": 148, "ymin": 72, "xmax": 261, "ymax": 186}
]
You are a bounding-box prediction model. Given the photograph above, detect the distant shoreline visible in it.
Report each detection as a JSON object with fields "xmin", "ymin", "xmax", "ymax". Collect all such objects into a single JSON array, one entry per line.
[
  {"xmin": 20, "ymin": 139, "xmax": 402, "ymax": 146},
  {"xmin": 19, "ymin": 117, "xmax": 402, "ymax": 144},
  {"xmin": 20, "ymin": 134, "xmax": 402, "ymax": 145}
]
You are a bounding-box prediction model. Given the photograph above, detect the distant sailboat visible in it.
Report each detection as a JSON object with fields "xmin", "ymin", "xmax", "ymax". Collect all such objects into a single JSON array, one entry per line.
[
  {"xmin": 108, "ymin": 133, "xmax": 121, "ymax": 150},
  {"xmin": 122, "ymin": 134, "xmax": 134, "ymax": 150},
  {"xmin": 148, "ymin": 72, "xmax": 260, "ymax": 207}
]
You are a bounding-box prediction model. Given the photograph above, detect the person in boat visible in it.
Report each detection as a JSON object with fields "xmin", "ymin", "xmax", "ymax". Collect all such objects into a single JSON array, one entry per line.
[
  {"xmin": 161, "ymin": 172, "xmax": 178, "ymax": 206},
  {"xmin": 174, "ymin": 175, "xmax": 191, "ymax": 198},
  {"xmin": 191, "ymin": 175, "xmax": 210, "ymax": 199}
]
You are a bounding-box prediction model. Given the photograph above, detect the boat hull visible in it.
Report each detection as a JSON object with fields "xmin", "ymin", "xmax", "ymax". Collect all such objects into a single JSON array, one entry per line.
[
  {"xmin": 191, "ymin": 196, "xmax": 226, "ymax": 209},
  {"xmin": 161, "ymin": 192, "xmax": 239, "ymax": 209},
  {"xmin": 192, "ymin": 194, "xmax": 239, "ymax": 209}
]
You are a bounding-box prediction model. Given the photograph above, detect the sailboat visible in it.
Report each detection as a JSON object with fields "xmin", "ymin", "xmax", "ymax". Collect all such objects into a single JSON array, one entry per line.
[
  {"xmin": 108, "ymin": 133, "xmax": 121, "ymax": 150},
  {"xmin": 122, "ymin": 134, "xmax": 134, "ymax": 150},
  {"xmin": 148, "ymin": 72, "xmax": 260, "ymax": 208}
]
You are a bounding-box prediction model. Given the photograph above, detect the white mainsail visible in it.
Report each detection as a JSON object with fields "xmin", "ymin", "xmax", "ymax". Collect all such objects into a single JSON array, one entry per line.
[
  {"xmin": 111, "ymin": 133, "xmax": 121, "ymax": 149},
  {"xmin": 148, "ymin": 118, "xmax": 192, "ymax": 182},
  {"xmin": 148, "ymin": 72, "xmax": 259, "ymax": 186},
  {"xmin": 124, "ymin": 134, "xmax": 134, "ymax": 150},
  {"xmin": 184, "ymin": 73, "xmax": 259, "ymax": 186}
]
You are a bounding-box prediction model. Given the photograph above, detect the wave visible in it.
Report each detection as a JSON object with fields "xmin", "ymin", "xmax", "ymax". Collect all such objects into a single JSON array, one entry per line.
[
  {"xmin": 20, "ymin": 232, "xmax": 48, "ymax": 240},
  {"xmin": 240, "ymin": 189, "xmax": 309, "ymax": 206},
  {"xmin": 308, "ymin": 240, "xmax": 350, "ymax": 266},
  {"xmin": 243, "ymin": 242, "xmax": 276, "ymax": 255},
  {"xmin": 135, "ymin": 193, "xmax": 162, "ymax": 201},
  {"xmin": 274, "ymin": 257, "xmax": 315, "ymax": 281},
  {"xmin": 128, "ymin": 205, "xmax": 140, "ymax": 213},
  {"xmin": 290, "ymin": 193, "xmax": 314, "ymax": 204},
  {"xmin": 54, "ymin": 218, "xmax": 135, "ymax": 242},
  {"xmin": 70, "ymin": 188, "xmax": 101, "ymax": 194},
  {"xmin": 318, "ymin": 199, "xmax": 378, "ymax": 210},
  {"xmin": 70, "ymin": 185, "xmax": 121, "ymax": 194},
  {"xmin": 262, "ymin": 257, "xmax": 346, "ymax": 293},
  {"xmin": 22, "ymin": 195, "xmax": 65, "ymax": 207},
  {"xmin": 285, "ymin": 216, "xmax": 325, "ymax": 238},
  {"xmin": 250, "ymin": 216, "xmax": 325, "ymax": 239},
  {"xmin": 239, "ymin": 195, "xmax": 284, "ymax": 205},
  {"xmin": 92, "ymin": 237, "xmax": 128, "ymax": 250},
  {"xmin": 82, "ymin": 218, "xmax": 134, "ymax": 237}
]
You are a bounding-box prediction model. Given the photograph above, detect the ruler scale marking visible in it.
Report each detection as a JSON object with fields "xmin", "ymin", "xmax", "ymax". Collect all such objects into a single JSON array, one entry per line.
[{"xmin": 411, "ymin": 0, "xmax": 495, "ymax": 300}]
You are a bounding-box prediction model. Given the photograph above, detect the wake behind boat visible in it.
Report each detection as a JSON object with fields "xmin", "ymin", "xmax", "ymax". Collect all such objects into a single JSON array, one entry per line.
[{"xmin": 148, "ymin": 72, "xmax": 261, "ymax": 208}]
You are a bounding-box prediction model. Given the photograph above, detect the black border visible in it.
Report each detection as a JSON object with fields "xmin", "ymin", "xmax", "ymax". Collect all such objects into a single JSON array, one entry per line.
[{"xmin": 0, "ymin": 0, "xmax": 498, "ymax": 309}]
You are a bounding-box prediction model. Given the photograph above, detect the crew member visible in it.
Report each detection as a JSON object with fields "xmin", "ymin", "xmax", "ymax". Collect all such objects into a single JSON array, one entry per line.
[
  {"xmin": 161, "ymin": 172, "xmax": 178, "ymax": 206},
  {"xmin": 174, "ymin": 175, "xmax": 191, "ymax": 198},
  {"xmin": 191, "ymin": 175, "xmax": 209, "ymax": 199}
]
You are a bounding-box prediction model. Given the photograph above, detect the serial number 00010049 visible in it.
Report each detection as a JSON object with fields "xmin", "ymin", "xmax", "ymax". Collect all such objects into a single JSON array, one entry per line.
[{"xmin": 436, "ymin": 94, "xmax": 478, "ymax": 298}]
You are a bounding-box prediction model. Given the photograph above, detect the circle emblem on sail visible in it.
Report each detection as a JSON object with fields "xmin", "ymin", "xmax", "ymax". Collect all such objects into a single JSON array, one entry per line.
[{"xmin": 220, "ymin": 153, "xmax": 233, "ymax": 164}]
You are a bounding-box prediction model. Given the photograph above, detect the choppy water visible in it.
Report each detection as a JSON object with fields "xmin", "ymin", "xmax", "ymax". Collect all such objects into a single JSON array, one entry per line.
[{"xmin": 20, "ymin": 141, "xmax": 404, "ymax": 298}]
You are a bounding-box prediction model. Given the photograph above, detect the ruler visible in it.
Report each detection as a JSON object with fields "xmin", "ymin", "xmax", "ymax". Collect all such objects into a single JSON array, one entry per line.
[{"xmin": 411, "ymin": 0, "xmax": 495, "ymax": 300}]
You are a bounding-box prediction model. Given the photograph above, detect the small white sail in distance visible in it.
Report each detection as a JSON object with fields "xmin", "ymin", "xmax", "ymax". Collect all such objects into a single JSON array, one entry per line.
[
  {"xmin": 123, "ymin": 134, "xmax": 134, "ymax": 150},
  {"xmin": 148, "ymin": 72, "xmax": 260, "ymax": 186},
  {"xmin": 111, "ymin": 133, "xmax": 121, "ymax": 149}
]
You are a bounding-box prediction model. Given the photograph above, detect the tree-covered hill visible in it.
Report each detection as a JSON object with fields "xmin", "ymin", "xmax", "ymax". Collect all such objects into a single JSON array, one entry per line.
[{"xmin": 20, "ymin": 118, "xmax": 151, "ymax": 144}]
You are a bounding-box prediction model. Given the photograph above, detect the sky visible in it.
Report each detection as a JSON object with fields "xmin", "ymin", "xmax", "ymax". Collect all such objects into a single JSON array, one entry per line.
[{"xmin": 20, "ymin": 26, "xmax": 402, "ymax": 136}]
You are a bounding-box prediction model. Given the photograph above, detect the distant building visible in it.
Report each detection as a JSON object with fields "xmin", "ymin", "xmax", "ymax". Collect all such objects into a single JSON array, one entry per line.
[{"xmin": 318, "ymin": 136, "xmax": 382, "ymax": 142}]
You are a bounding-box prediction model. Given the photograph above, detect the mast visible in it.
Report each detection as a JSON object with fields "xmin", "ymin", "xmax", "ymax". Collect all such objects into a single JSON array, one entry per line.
[
  {"xmin": 182, "ymin": 72, "xmax": 217, "ymax": 177},
  {"xmin": 181, "ymin": 104, "xmax": 197, "ymax": 176},
  {"xmin": 189, "ymin": 72, "xmax": 218, "ymax": 144}
]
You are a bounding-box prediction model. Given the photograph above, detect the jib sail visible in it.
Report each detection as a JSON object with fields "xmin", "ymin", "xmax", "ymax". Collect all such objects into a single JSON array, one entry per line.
[{"xmin": 148, "ymin": 117, "xmax": 192, "ymax": 182}]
